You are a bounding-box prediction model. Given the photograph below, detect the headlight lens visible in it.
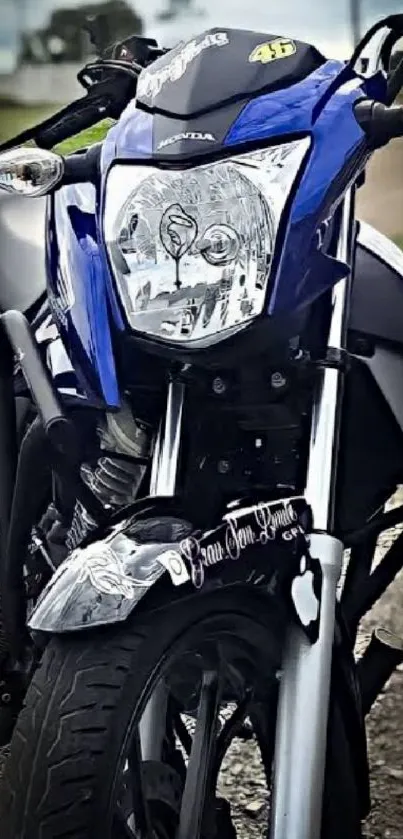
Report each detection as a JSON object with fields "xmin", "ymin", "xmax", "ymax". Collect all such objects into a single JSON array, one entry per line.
[{"xmin": 104, "ymin": 139, "xmax": 310, "ymax": 344}]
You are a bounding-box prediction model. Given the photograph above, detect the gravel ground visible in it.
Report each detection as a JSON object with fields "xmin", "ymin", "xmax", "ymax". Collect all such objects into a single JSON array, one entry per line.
[
  {"xmin": 1, "ymin": 501, "xmax": 403, "ymax": 836},
  {"xmin": 358, "ymin": 492, "xmax": 403, "ymax": 839}
]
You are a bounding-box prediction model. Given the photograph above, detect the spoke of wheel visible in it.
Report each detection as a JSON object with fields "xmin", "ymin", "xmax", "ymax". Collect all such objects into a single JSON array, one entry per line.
[
  {"xmin": 211, "ymin": 689, "xmax": 253, "ymax": 790},
  {"xmin": 176, "ymin": 666, "xmax": 221, "ymax": 839},
  {"xmin": 113, "ymin": 807, "xmax": 137, "ymax": 838},
  {"xmin": 249, "ymin": 690, "xmax": 279, "ymax": 786},
  {"xmin": 127, "ymin": 726, "xmax": 154, "ymax": 839},
  {"xmin": 174, "ymin": 709, "xmax": 193, "ymax": 757}
]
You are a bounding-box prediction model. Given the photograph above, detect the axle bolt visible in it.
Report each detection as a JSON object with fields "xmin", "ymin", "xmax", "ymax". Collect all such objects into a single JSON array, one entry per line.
[
  {"xmin": 212, "ymin": 377, "xmax": 227, "ymax": 395},
  {"xmin": 271, "ymin": 372, "xmax": 287, "ymax": 389}
]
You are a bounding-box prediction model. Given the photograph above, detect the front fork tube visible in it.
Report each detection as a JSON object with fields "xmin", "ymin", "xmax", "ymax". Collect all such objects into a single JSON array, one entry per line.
[
  {"xmin": 271, "ymin": 191, "xmax": 356, "ymax": 839},
  {"xmin": 271, "ymin": 534, "xmax": 343, "ymax": 839},
  {"xmin": 139, "ymin": 379, "xmax": 185, "ymax": 762}
]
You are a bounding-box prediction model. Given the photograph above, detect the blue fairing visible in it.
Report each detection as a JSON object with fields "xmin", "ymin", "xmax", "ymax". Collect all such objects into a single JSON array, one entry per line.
[
  {"xmin": 47, "ymin": 184, "xmax": 121, "ymax": 408},
  {"xmin": 99, "ymin": 60, "xmax": 386, "ymax": 321},
  {"xmin": 225, "ymin": 62, "xmax": 386, "ymax": 312},
  {"xmin": 101, "ymin": 106, "xmax": 153, "ymax": 168},
  {"xmin": 45, "ymin": 109, "xmax": 155, "ymax": 409},
  {"xmin": 48, "ymin": 54, "xmax": 387, "ymax": 404}
]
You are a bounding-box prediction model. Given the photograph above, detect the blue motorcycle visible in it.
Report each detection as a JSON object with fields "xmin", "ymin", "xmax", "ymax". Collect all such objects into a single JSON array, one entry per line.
[{"xmin": 1, "ymin": 14, "xmax": 403, "ymax": 839}]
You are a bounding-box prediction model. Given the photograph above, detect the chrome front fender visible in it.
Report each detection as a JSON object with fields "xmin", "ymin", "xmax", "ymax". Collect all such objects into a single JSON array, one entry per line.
[
  {"xmin": 29, "ymin": 496, "xmax": 317, "ymax": 636},
  {"xmin": 28, "ymin": 526, "xmax": 192, "ymax": 634}
]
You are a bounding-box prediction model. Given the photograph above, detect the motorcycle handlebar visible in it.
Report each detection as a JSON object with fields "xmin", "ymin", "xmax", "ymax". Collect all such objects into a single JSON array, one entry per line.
[
  {"xmin": 58, "ymin": 99, "xmax": 403, "ymax": 189},
  {"xmin": 56, "ymin": 99, "xmax": 403, "ymax": 190},
  {"xmin": 354, "ymin": 99, "xmax": 403, "ymax": 147},
  {"xmin": 58, "ymin": 98, "xmax": 403, "ymax": 188}
]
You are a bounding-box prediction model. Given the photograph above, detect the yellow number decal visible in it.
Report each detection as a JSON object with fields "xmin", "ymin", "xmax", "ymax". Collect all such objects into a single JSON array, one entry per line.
[{"xmin": 249, "ymin": 38, "xmax": 297, "ymax": 65}]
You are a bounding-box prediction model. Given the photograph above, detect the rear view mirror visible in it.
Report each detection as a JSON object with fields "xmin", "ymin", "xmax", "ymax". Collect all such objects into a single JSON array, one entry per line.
[{"xmin": 0, "ymin": 148, "xmax": 64, "ymax": 198}]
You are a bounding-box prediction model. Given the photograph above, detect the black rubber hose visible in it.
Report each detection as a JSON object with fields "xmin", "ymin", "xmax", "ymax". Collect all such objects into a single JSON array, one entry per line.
[
  {"xmin": 0, "ymin": 331, "xmax": 17, "ymax": 659},
  {"xmin": 349, "ymin": 15, "xmax": 403, "ymax": 69},
  {"xmin": 3, "ymin": 417, "xmax": 52, "ymax": 656}
]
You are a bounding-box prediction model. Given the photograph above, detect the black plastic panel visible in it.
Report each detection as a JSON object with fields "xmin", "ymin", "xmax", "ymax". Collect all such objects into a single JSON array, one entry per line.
[
  {"xmin": 336, "ymin": 223, "xmax": 403, "ymax": 532},
  {"xmin": 136, "ymin": 28, "xmax": 325, "ymax": 118},
  {"xmin": 152, "ymin": 100, "xmax": 246, "ymax": 159},
  {"xmin": 350, "ymin": 225, "xmax": 403, "ymax": 348},
  {"xmin": 336, "ymin": 358, "xmax": 403, "ymax": 534}
]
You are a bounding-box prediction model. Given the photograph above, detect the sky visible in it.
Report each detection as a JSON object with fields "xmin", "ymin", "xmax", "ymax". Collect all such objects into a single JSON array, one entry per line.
[{"xmin": 0, "ymin": 0, "xmax": 402, "ymax": 72}]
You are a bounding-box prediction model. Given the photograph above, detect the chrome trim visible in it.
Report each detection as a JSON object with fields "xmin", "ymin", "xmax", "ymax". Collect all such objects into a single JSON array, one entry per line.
[
  {"xmin": 271, "ymin": 534, "xmax": 343, "ymax": 839},
  {"xmin": 305, "ymin": 190, "xmax": 355, "ymax": 532},
  {"xmin": 271, "ymin": 192, "xmax": 355, "ymax": 839},
  {"xmin": 140, "ymin": 378, "xmax": 185, "ymax": 761},
  {"xmin": 149, "ymin": 380, "xmax": 184, "ymax": 496},
  {"xmin": 139, "ymin": 682, "xmax": 170, "ymax": 762}
]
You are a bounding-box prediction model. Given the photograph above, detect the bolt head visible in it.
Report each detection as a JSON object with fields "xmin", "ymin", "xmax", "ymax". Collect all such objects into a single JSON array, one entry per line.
[
  {"xmin": 271, "ymin": 372, "xmax": 286, "ymax": 389},
  {"xmin": 212, "ymin": 377, "xmax": 227, "ymax": 395}
]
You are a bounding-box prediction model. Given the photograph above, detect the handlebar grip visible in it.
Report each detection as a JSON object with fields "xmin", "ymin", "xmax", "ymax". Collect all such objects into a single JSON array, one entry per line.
[
  {"xmin": 354, "ymin": 99, "xmax": 403, "ymax": 147},
  {"xmin": 61, "ymin": 143, "xmax": 102, "ymax": 186},
  {"xmin": 59, "ymin": 143, "xmax": 102, "ymax": 186}
]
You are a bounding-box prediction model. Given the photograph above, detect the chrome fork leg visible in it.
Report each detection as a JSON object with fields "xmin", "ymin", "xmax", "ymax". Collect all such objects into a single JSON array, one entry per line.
[
  {"xmin": 149, "ymin": 379, "xmax": 184, "ymax": 498},
  {"xmin": 271, "ymin": 191, "xmax": 355, "ymax": 839},
  {"xmin": 139, "ymin": 379, "xmax": 185, "ymax": 761},
  {"xmin": 271, "ymin": 534, "xmax": 343, "ymax": 839}
]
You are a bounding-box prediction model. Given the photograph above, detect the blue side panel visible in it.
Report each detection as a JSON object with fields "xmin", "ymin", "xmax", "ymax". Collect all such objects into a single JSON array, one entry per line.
[
  {"xmin": 225, "ymin": 62, "xmax": 387, "ymax": 314},
  {"xmin": 47, "ymin": 184, "xmax": 120, "ymax": 409}
]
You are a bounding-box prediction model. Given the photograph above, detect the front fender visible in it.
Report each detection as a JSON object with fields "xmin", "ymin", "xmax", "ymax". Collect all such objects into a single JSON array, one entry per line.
[
  {"xmin": 28, "ymin": 528, "xmax": 192, "ymax": 634},
  {"xmin": 29, "ymin": 496, "xmax": 317, "ymax": 635}
]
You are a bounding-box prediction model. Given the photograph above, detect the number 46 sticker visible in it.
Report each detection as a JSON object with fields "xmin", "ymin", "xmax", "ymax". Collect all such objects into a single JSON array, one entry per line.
[{"xmin": 249, "ymin": 38, "xmax": 296, "ymax": 64}]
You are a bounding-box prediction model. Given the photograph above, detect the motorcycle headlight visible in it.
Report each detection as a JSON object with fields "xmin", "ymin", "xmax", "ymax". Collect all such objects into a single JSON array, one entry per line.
[{"xmin": 104, "ymin": 139, "xmax": 310, "ymax": 345}]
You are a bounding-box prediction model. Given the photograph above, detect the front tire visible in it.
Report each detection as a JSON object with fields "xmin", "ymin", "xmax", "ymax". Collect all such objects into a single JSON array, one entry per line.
[{"xmin": 0, "ymin": 589, "xmax": 362, "ymax": 839}]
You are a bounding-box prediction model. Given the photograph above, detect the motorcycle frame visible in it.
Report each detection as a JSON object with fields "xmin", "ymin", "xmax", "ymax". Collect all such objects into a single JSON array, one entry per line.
[{"xmin": 2, "ymin": 27, "xmax": 403, "ymax": 816}]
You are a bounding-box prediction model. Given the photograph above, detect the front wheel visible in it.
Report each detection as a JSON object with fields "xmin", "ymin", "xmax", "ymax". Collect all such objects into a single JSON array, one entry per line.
[{"xmin": 0, "ymin": 588, "xmax": 362, "ymax": 839}]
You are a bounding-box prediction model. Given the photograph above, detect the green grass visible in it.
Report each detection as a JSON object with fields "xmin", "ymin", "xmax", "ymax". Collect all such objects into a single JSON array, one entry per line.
[
  {"xmin": 0, "ymin": 101, "xmax": 114, "ymax": 153},
  {"xmin": 393, "ymin": 235, "xmax": 403, "ymax": 251},
  {"xmin": 54, "ymin": 120, "xmax": 114, "ymax": 154},
  {"xmin": 0, "ymin": 103, "xmax": 55, "ymax": 144}
]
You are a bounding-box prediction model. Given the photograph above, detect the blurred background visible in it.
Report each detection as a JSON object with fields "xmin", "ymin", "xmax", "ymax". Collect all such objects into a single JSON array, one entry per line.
[{"xmin": 0, "ymin": 0, "xmax": 402, "ymax": 239}]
